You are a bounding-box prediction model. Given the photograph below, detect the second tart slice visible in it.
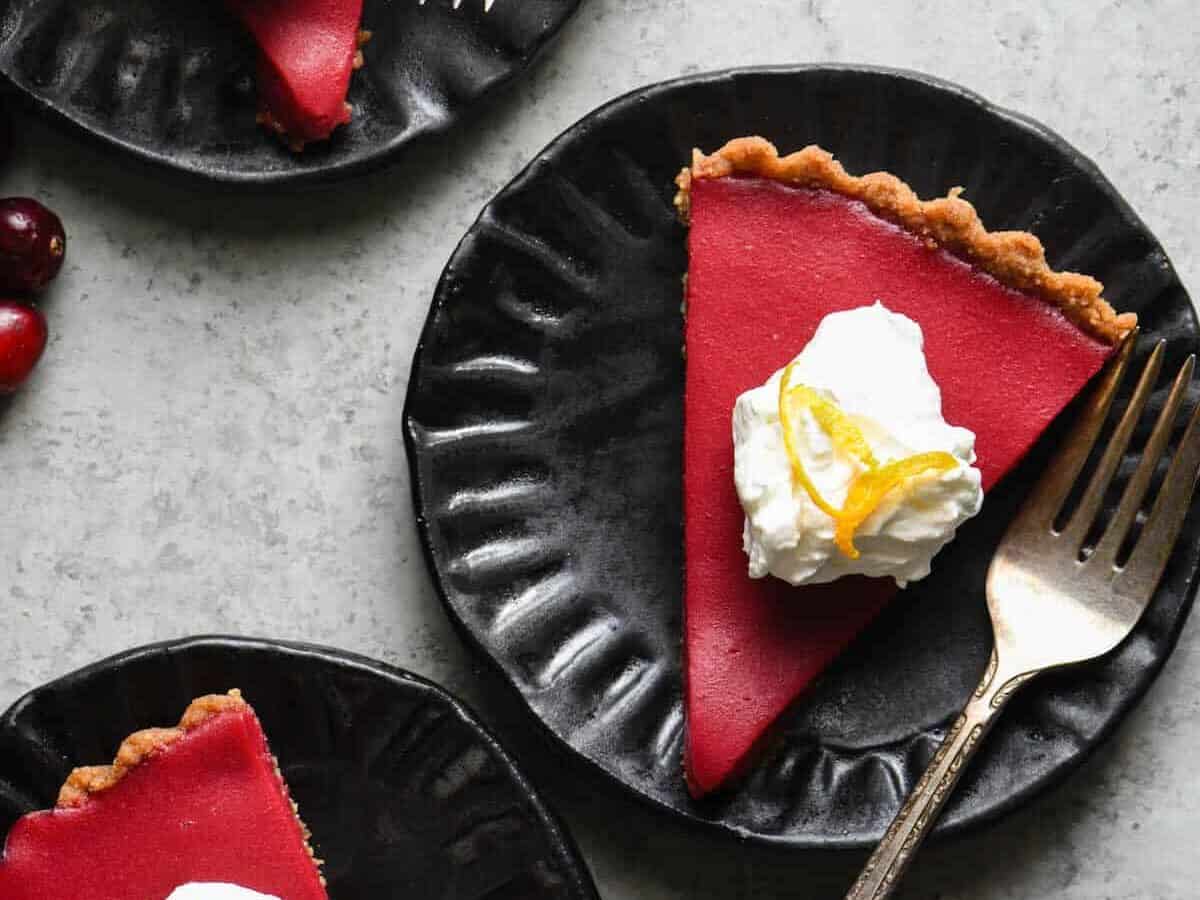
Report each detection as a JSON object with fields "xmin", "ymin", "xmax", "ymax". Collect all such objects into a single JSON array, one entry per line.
[{"xmin": 677, "ymin": 137, "xmax": 1134, "ymax": 796}]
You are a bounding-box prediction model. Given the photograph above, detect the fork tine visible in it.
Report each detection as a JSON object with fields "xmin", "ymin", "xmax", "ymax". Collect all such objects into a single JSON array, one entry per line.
[
  {"xmin": 1118, "ymin": 385, "xmax": 1200, "ymax": 586},
  {"xmin": 429, "ymin": 0, "xmax": 497, "ymax": 9},
  {"xmin": 1060, "ymin": 340, "xmax": 1165, "ymax": 547},
  {"xmin": 1093, "ymin": 354, "xmax": 1195, "ymax": 565},
  {"xmin": 1009, "ymin": 331, "xmax": 1138, "ymax": 534}
]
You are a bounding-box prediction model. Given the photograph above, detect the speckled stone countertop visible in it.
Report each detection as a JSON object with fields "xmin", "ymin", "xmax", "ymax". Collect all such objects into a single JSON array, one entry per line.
[{"xmin": 2, "ymin": 2, "xmax": 1196, "ymax": 897}]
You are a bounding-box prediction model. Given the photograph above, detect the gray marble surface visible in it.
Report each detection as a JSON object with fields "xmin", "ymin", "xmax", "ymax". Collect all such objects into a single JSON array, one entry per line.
[{"xmin": 2, "ymin": 1, "xmax": 1197, "ymax": 897}]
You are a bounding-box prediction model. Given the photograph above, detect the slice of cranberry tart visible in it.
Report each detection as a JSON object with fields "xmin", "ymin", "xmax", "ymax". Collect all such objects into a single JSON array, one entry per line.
[
  {"xmin": 676, "ymin": 137, "xmax": 1134, "ymax": 796},
  {"xmin": 0, "ymin": 691, "xmax": 328, "ymax": 900}
]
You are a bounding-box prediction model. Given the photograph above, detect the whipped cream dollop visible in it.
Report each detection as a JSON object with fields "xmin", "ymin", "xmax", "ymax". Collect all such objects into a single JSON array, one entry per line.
[
  {"xmin": 733, "ymin": 302, "xmax": 983, "ymax": 587},
  {"xmin": 166, "ymin": 885, "xmax": 280, "ymax": 900}
]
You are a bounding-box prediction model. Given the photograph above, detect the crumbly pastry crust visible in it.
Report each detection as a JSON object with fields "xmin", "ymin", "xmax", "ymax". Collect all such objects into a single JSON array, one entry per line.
[
  {"xmin": 675, "ymin": 137, "xmax": 1136, "ymax": 345},
  {"xmin": 57, "ymin": 691, "xmax": 247, "ymax": 806},
  {"xmin": 54, "ymin": 689, "xmax": 325, "ymax": 880}
]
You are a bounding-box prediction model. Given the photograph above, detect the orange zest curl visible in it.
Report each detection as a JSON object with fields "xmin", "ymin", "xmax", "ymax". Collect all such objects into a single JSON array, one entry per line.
[{"xmin": 778, "ymin": 362, "xmax": 958, "ymax": 559}]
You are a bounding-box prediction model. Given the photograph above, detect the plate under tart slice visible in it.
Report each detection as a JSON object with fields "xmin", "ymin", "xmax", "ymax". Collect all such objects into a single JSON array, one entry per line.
[
  {"xmin": 677, "ymin": 137, "xmax": 1136, "ymax": 797},
  {"xmin": 225, "ymin": 0, "xmax": 367, "ymax": 149},
  {"xmin": 0, "ymin": 691, "xmax": 328, "ymax": 900}
]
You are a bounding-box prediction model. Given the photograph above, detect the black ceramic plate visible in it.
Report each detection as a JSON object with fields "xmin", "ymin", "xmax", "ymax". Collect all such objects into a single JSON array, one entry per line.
[
  {"xmin": 0, "ymin": 637, "xmax": 599, "ymax": 899},
  {"xmin": 0, "ymin": 0, "xmax": 580, "ymax": 187},
  {"xmin": 403, "ymin": 66, "xmax": 1200, "ymax": 849}
]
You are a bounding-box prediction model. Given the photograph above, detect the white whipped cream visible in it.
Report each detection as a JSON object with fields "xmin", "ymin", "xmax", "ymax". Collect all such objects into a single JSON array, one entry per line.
[
  {"xmin": 166, "ymin": 885, "xmax": 279, "ymax": 900},
  {"xmin": 733, "ymin": 302, "xmax": 983, "ymax": 587}
]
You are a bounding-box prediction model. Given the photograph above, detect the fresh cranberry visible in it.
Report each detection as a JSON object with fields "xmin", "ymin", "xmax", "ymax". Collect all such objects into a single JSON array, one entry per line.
[
  {"xmin": 0, "ymin": 302, "xmax": 47, "ymax": 393},
  {"xmin": 0, "ymin": 198, "xmax": 66, "ymax": 293}
]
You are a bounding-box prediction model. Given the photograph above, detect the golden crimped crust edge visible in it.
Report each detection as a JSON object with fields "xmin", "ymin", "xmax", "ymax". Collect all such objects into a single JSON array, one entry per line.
[
  {"xmin": 674, "ymin": 137, "xmax": 1136, "ymax": 345},
  {"xmin": 55, "ymin": 689, "xmax": 326, "ymax": 884}
]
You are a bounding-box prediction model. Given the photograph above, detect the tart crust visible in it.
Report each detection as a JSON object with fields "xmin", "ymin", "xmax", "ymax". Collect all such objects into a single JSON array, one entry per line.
[
  {"xmin": 675, "ymin": 137, "xmax": 1136, "ymax": 345},
  {"xmin": 54, "ymin": 690, "xmax": 324, "ymax": 880},
  {"xmin": 57, "ymin": 691, "xmax": 247, "ymax": 806}
]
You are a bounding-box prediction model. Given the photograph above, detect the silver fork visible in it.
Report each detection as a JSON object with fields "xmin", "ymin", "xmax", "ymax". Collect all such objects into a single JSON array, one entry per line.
[
  {"xmin": 418, "ymin": 0, "xmax": 498, "ymax": 11},
  {"xmin": 847, "ymin": 333, "xmax": 1200, "ymax": 900}
]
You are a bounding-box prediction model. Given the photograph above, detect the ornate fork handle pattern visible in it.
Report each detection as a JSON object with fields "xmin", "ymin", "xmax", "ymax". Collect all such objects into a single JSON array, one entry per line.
[{"xmin": 845, "ymin": 651, "xmax": 1035, "ymax": 900}]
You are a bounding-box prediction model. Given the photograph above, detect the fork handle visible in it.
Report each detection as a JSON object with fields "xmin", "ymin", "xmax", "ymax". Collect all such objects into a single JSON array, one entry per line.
[{"xmin": 845, "ymin": 652, "xmax": 1034, "ymax": 900}]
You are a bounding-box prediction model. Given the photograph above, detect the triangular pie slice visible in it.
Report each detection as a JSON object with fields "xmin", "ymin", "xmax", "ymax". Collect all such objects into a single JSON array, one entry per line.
[
  {"xmin": 225, "ymin": 0, "xmax": 367, "ymax": 150},
  {"xmin": 676, "ymin": 137, "xmax": 1136, "ymax": 796},
  {"xmin": 0, "ymin": 691, "xmax": 328, "ymax": 900}
]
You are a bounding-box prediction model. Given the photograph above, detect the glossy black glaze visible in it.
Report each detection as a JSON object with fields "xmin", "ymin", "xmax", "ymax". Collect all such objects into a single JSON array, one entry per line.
[
  {"xmin": 0, "ymin": 637, "xmax": 599, "ymax": 899},
  {"xmin": 0, "ymin": 0, "xmax": 581, "ymax": 187},
  {"xmin": 404, "ymin": 66, "xmax": 1200, "ymax": 850}
]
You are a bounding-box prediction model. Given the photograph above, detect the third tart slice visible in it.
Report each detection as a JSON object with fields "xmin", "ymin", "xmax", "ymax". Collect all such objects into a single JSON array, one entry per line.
[
  {"xmin": 676, "ymin": 137, "xmax": 1135, "ymax": 797},
  {"xmin": 226, "ymin": 0, "xmax": 368, "ymax": 150},
  {"xmin": 0, "ymin": 691, "xmax": 328, "ymax": 900}
]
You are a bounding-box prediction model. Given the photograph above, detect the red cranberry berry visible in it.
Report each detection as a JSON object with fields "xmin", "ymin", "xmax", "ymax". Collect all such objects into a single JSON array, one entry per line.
[
  {"xmin": 0, "ymin": 301, "xmax": 48, "ymax": 393},
  {"xmin": 0, "ymin": 198, "xmax": 66, "ymax": 293}
]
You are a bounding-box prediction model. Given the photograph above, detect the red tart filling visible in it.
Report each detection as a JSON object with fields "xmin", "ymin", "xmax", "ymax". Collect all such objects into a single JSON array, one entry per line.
[
  {"xmin": 225, "ymin": 0, "xmax": 367, "ymax": 149},
  {"xmin": 680, "ymin": 140, "xmax": 1130, "ymax": 796},
  {"xmin": 0, "ymin": 692, "xmax": 328, "ymax": 900}
]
